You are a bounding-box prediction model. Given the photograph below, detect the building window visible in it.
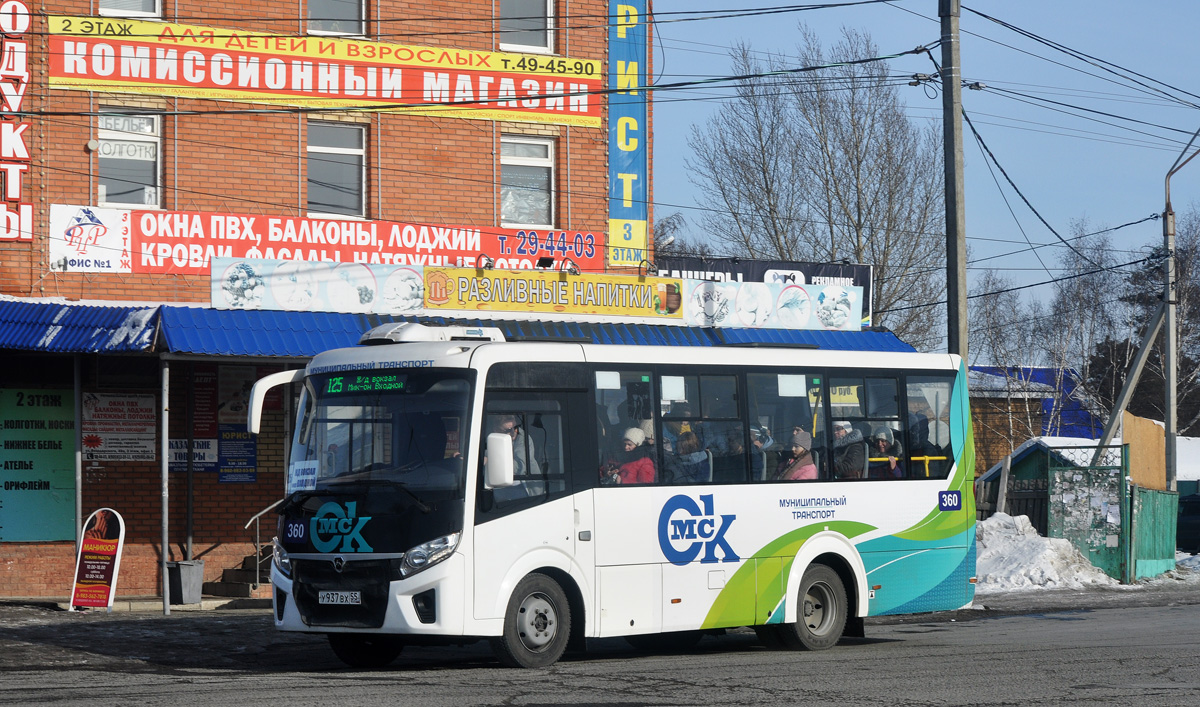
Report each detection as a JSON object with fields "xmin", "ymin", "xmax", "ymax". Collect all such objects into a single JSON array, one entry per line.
[
  {"xmin": 99, "ymin": 0, "xmax": 159, "ymax": 17},
  {"xmin": 308, "ymin": 122, "xmax": 365, "ymax": 217},
  {"xmin": 500, "ymin": 0, "xmax": 553, "ymax": 53},
  {"xmin": 309, "ymin": 0, "xmax": 365, "ymax": 35},
  {"xmin": 97, "ymin": 115, "xmax": 160, "ymax": 207},
  {"xmin": 500, "ymin": 136, "xmax": 554, "ymax": 227}
]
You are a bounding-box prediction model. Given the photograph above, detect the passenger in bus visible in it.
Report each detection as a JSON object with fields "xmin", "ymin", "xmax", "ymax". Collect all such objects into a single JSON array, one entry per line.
[
  {"xmin": 600, "ymin": 427, "xmax": 656, "ymax": 484},
  {"xmin": 774, "ymin": 430, "xmax": 818, "ymax": 481},
  {"xmin": 665, "ymin": 430, "xmax": 710, "ymax": 484},
  {"xmin": 495, "ymin": 415, "xmax": 540, "ymax": 477},
  {"xmin": 868, "ymin": 426, "xmax": 904, "ymax": 479},
  {"xmin": 661, "ymin": 403, "xmax": 694, "ymax": 452},
  {"xmin": 831, "ymin": 420, "xmax": 867, "ymax": 479},
  {"xmin": 638, "ymin": 418, "xmax": 656, "ymax": 448}
]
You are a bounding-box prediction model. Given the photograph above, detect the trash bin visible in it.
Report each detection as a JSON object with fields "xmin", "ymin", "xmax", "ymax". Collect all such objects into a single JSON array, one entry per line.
[{"xmin": 166, "ymin": 560, "xmax": 205, "ymax": 605}]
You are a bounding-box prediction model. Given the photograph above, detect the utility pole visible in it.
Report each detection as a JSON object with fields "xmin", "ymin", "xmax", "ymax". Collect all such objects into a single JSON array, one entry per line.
[
  {"xmin": 941, "ymin": 0, "xmax": 968, "ymax": 360},
  {"xmin": 1164, "ymin": 150, "xmax": 1187, "ymax": 491},
  {"xmin": 1095, "ymin": 128, "xmax": 1195, "ymax": 484}
]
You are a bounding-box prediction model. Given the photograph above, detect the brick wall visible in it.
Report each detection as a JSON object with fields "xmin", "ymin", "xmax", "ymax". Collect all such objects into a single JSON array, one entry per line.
[
  {"xmin": 2, "ymin": 0, "xmax": 614, "ymax": 300},
  {"xmin": 1, "ymin": 1, "xmax": 623, "ymax": 598},
  {"xmin": 0, "ymin": 359, "xmax": 291, "ymax": 599},
  {"xmin": 971, "ymin": 396, "xmax": 1044, "ymax": 477}
]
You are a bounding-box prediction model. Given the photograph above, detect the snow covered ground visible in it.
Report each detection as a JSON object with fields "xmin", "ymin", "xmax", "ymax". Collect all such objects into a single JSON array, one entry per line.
[{"xmin": 974, "ymin": 512, "xmax": 1200, "ymax": 594}]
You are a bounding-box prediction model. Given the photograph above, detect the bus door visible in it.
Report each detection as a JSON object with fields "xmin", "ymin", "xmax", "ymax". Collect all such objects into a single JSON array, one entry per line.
[
  {"xmin": 590, "ymin": 368, "xmax": 666, "ymax": 637},
  {"xmin": 472, "ymin": 390, "xmax": 590, "ymax": 621}
]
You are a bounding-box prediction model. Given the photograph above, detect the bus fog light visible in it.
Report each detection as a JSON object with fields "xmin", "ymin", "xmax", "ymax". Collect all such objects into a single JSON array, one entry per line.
[{"xmin": 400, "ymin": 532, "xmax": 461, "ymax": 577}]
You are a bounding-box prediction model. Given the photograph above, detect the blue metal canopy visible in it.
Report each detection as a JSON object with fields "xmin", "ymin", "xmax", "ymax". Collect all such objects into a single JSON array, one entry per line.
[
  {"xmin": 0, "ymin": 299, "xmax": 158, "ymax": 353},
  {"xmin": 0, "ymin": 299, "xmax": 916, "ymax": 357},
  {"xmin": 157, "ymin": 307, "xmax": 915, "ymax": 356}
]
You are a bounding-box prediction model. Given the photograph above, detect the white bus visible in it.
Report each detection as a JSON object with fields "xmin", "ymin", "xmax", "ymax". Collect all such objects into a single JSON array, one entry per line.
[{"xmin": 249, "ymin": 323, "xmax": 976, "ymax": 669}]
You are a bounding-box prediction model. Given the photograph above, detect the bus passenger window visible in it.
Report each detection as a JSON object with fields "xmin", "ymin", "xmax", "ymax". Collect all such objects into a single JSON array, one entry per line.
[
  {"xmin": 595, "ymin": 370, "xmax": 657, "ymax": 485},
  {"xmin": 708, "ymin": 421, "xmax": 747, "ymax": 483},
  {"xmin": 748, "ymin": 371, "xmax": 825, "ymax": 481},
  {"xmin": 906, "ymin": 376, "xmax": 955, "ymax": 479},
  {"xmin": 483, "ymin": 398, "xmax": 569, "ymax": 507}
]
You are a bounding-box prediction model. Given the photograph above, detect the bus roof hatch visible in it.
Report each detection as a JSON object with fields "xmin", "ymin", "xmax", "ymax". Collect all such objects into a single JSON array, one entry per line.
[{"xmin": 359, "ymin": 322, "xmax": 506, "ymax": 345}]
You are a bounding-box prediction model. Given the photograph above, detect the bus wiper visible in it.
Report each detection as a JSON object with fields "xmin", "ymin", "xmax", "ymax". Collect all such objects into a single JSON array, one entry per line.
[
  {"xmin": 379, "ymin": 479, "xmax": 432, "ymax": 514},
  {"xmin": 315, "ymin": 477, "xmax": 431, "ymax": 513}
]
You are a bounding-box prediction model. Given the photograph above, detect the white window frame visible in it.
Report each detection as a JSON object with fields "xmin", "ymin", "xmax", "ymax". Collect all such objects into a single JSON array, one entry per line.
[
  {"xmin": 97, "ymin": 0, "xmax": 161, "ymax": 19},
  {"xmin": 307, "ymin": 122, "xmax": 366, "ymax": 219},
  {"xmin": 500, "ymin": 135, "xmax": 555, "ymax": 229},
  {"xmin": 499, "ymin": 0, "xmax": 554, "ymax": 54},
  {"xmin": 308, "ymin": 0, "xmax": 367, "ymax": 37},
  {"xmin": 97, "ymin": 114, "xmax": 161, "ymax": 208}
]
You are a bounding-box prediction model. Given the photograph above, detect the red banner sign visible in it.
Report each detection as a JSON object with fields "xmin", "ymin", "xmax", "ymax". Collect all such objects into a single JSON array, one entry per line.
[
  {"xmin": 48, "ymin": 16, "xmax": 601, "ymax": 127},
  {"xmin": 49, "ymin": 204, "xmax": 605, "ymax": 275}
]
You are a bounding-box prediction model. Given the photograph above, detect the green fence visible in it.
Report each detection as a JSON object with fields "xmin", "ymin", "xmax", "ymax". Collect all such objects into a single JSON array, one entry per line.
[
  {"xmin": 1131, "ymin": 486, "xmax": 1179, "ymax": 581},
  {"xmin": 1047, "ymin": 445, "xmax": 1128, "ymax": 582},
  {"xmin": 1042, "ymin": 445, "xmax": 1179, "ymax": 583}
]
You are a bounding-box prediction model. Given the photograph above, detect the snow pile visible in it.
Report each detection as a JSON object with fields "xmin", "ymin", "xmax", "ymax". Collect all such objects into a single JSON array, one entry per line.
[{"xmin": 974, "ymin": 513, "xmax": 1119, "ymax": 593}]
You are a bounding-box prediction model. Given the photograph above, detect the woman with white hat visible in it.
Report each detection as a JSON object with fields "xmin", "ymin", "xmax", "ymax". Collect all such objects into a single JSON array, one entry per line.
[{"xmin": 601, "ymin": 426, "xmax": 656, "ymax": 484}]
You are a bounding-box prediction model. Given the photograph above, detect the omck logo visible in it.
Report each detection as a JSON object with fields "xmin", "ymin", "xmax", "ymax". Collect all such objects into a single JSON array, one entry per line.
[
  {"xmin": 657, "ymin": 494, "xmax": 739, "ymax": 566},
  {"xmin": 310, "ymin": 501, "xmax": 374, "ymax": 553}
]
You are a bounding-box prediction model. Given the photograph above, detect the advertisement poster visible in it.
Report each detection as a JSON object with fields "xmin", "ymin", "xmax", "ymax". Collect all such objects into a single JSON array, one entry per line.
[
  {"xmin": 0, "ymin": 389, "xmax": 76, "ymax": 542},
  {"xmin": 212, "ymin": 259, "xmax": 426, "ymax": 314},
  {"xmin": 217, "ymin": 425, "xmax": 257, "ymax": 483},
  {"xmin": 81, "ymin": 393, "xmax": 157, "ymax": 462},
  {"xmin": 607, "ymin": 0, "xmax": 649, "ymax": 267},
  {"xmin": 50, "ymin": 204, "xmax": 604, "ymax": 277},
  {"xmin": 217, "ymin": 366, "xmax": 257, "ymax": 483},
  {"xmin": 0, "ymin": 1, "xmax": 33, "ymax": 243},
  {"xmin": 48, "ymin": 17, "xmax": 601, "ymax": 127},
  {"xmin": 682, "ymin": 280, "xmax": 863, "ymax": 331},
  {"xmin": 658, "ymin": 256, "xmax": 874, "ymax": 327},
  {"xmin": 424, "ymin": 267, "xmax": 684, "ymax": 319},
  {"xmin": 70, "ymin": 508, "xmax": 126, "ymax": 610},
  {"xmin": 167, "ymin": 438, "xmax": 219, "ymax": 473}
]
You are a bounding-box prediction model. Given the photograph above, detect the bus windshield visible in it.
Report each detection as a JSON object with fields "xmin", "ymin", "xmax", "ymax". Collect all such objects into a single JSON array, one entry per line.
[{"xmin": 294, "ymin": 369, "xmax": 473, "ymax": 497}]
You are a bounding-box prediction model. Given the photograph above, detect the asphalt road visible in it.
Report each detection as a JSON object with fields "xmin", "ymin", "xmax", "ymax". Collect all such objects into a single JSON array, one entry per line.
[{"xmin": 2, "ymin": 583, "xmax": 1199, "ymax": 706}]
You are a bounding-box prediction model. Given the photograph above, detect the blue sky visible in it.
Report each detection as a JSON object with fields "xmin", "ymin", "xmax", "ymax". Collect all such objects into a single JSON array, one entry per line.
[{"xmin": 650, "ymin": 0, "xmax": 1200, "ymax": 293}]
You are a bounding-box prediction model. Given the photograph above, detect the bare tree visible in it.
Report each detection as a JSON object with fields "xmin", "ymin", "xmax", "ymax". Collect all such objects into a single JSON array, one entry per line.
[
  {"xmin": 686, "ymin": 27, "xmax": 946, "ymax": 350},
  {"xmin": 1086, "ymin": 206, "xmax": 1200, "ymax": 433}
]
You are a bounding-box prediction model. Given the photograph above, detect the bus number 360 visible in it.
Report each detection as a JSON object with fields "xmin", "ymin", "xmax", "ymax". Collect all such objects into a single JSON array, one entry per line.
[
  {"xmin": 285, "ymin": 520, "xmax": 306, "ymax": 541},
  {"xmin": 938, "ymin": 491, "xmax": 962, "ymax": 512}
]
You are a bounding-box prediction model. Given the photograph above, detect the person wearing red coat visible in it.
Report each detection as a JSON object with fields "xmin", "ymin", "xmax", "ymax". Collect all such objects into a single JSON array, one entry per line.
[{"xmin": 601, "ymin": 427, "xmax": 657, "ymax": 484}]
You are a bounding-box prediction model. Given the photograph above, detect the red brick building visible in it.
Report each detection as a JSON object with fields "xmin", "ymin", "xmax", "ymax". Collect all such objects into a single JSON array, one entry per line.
[{"xmin": 0, "ymin": 1, "xmax": 650, "ymax": 600}]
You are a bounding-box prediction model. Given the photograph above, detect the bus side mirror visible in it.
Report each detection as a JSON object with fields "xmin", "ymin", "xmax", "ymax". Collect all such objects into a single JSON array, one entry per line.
[
  {"xmin": 486, "ymin": 432, "xmax": 516, "ymax": 488},
  {"xmin": 247, "ymin": 369, "xmax": 305, "ymax": 434}
]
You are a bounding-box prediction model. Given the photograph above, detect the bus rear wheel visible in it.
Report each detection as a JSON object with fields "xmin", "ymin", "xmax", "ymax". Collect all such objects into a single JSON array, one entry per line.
[
  {"xmin": 328, "ymin": 633, "xmax": 404, "ymax": 668},
  {"xmin": 492, "ymin": 573, "xmax": 571, "ymax": 668},
  {"xmin": 781, "ymin": 564, "xmax": 847, "ymax": 651}
]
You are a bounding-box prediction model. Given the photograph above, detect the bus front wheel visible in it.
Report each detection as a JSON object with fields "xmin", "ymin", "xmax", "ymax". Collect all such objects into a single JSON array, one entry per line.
[
  {"xmin": 492, "ymin": 573, "xmax": 572, "ymax": 668},
  {"xmin": 782, "ymin": 564, "xmax": 847, "ymax": 651},
  {"xmin": 328, "ymin": 633, "xmax": 404, "ymax": 668}
]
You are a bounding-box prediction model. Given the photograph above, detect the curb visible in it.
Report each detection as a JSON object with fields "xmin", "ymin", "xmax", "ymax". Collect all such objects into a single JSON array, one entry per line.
[{"xmin": 3, "ymin": 597, "xmax": 272, "ymax": 613}]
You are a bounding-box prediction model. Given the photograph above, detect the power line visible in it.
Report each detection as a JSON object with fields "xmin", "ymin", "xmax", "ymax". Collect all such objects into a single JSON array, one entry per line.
[
  {"xmin": 878, "ymin": 255, "xmax": 1154, "ymax": 315},
  {"xmin": 960, "ymin": 4, "xmax": 1200, "ymax": 110},
  {"xmin": 32, "ymin": 2, "xmax": 910, "ymax": 43},
  {"xmin": 956, "ymin": 98, "xmax": 1098, "ymax": 266}
]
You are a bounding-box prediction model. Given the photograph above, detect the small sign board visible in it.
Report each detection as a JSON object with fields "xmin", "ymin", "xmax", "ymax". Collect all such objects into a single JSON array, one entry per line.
[{"xmin": 70, "ymin": 508, "xmax": 126, "ymax": 611}]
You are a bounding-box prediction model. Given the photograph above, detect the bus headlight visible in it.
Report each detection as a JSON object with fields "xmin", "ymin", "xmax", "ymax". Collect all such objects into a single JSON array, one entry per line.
[
  {"xmin": 400, "ymin": 532, "xmax": 461, "ymax": 577},
  {"xmin": 272, "ymin": 536, "xmax": 292, "ymax": 578}
]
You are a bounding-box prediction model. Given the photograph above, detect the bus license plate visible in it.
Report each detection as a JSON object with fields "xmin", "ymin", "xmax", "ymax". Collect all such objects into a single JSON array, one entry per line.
[{"xmin": 319, "ymin": 591, "xmax": 361, "ymax": 605}]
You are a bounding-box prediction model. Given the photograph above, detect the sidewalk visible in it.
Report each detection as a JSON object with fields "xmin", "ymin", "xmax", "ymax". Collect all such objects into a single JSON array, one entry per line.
[{"xmin": 3, "ymin": 595, "xmax": 272, "ymax": 613}]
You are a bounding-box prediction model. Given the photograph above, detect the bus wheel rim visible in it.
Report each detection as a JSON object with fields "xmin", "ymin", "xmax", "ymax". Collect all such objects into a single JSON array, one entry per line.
[
  {"xmin": 804, "ymin": 581, "xmax": 836, "ymax": 636},
  {"xmin": 517, "ymin": 592, "xmax": 557, "ymax": 651}
]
